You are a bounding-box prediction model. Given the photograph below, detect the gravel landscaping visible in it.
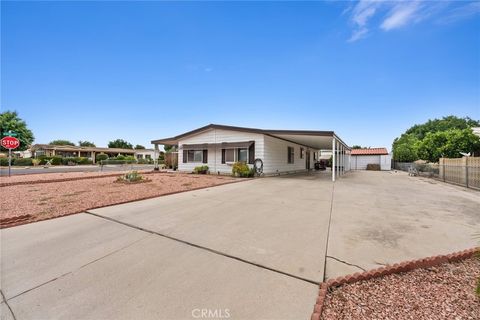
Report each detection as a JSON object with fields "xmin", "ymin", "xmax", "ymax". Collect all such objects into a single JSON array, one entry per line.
[
  {"xmin": 0, "ymin": 170, "xmax": 153, "ymax": 185},
  {"xmin": 1, "ymin": 172, "xmax": 238, "ymax": 227},
  {"xmin": 321, "ymin": 257, "xmax": 480, "ymax": 320}
]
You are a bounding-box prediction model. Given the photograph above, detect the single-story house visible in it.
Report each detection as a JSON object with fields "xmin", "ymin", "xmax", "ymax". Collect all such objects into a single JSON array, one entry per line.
[
  {"xmin": 151, "ymin": 124, "xmax": 351, "ymax": 181},
  {"xmin": 135, "ymin": 149, "xmax": 155, "ymax": 160},
  {"xmin": 351, "ymin": 148, "xmax": 391, "ymax": 170},
  {"xmin": 31, "ymin": 144, "xmax": 137, "ymax": 163}
]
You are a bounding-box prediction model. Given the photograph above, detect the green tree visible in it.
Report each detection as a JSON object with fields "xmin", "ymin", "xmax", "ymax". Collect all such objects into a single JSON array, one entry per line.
[
  {"xmin": 108, "ymin": 139, "xmax": 133, "ymax": 149},
  {"xmin": 392, "ymin": 116, "xmax": 480, "ymax": 162},
  {"xmin": 392, "ymin": 134, "xmax": 420, "ymax": 162},
  {"xmin": 351, "ymin": 145, "xmax": 363, "ymax": 149},
  {"xmin": 134, "ymin": 144, "xmax": 145, "ymax": 149},
  {"xmin": 49, "ymin": 140, "xmax": 75, "ymax": 146},
  {"xmin": 78, "ymin": 140, "xmax": 96, "ymax": 147},
  {"xmin": 417, "ymin": 129, "xmax": 480, "ymax": 162},
  {"xmin": 0, "ymin": 111, "xmax": 35, "ymax": 151},
  {"xmin": 164, "ymin": 145, "xmax": 174, "ymax": 152}
]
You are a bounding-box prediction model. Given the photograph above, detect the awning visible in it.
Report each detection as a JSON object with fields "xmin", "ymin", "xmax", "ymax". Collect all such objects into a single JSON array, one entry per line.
[{"xmin": 181, "ymin": 141, "xmax": 254, "ymax": 149}]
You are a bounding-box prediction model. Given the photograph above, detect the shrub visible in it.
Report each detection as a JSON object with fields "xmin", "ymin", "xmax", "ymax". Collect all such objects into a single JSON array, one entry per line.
[
  {"xmin": 77, "ymin": 157, "xmax": 93, "ymax": 165},
  {"xmin": 232, "ymin": 162, "xmax": 254, "ymax": 177},
  {"xmin": 116, "ymin": 155, "xmax": 126, "ymax": 160},
  {"xmin": 13, "ymin": 158, "xmax": 33, "ymax": 166},
  {"xmin": 124, "ymin": 155, "xmax": 136, "ymax": 161},
  {"xmin": 193, "ymin": 165, "xmax": 209, "ymax": 174},
  {"xmin": 62, "ymin": 157, "xmax": 78, "ymax": 165},
  {"xmin": 51, "ymin": 156, "xmax": 63, "ymax": 165},
  {"xmin": 32, "ymin": 158, "xmax": 41, "ymax": 166},
  {"xmin": 0, "ymin": 158, "xmax": 10, "ymax": 166},
  {"xmin": 366, "ymin": 163, "xmax": 381, "ymax": 171},
  {"xmin": 116, "ymin": 171, "xmax": 145, "ymax": 183},
  {"xmin": 36, "ymin": 156, "xmax": 51, "ymax": 165},
  {"xmin": 96, "ymin": 153, "xmax": 108, "ymax": 161}
]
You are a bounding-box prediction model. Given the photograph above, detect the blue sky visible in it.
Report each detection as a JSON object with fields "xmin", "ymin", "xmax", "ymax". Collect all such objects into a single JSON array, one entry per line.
[{"xmin": 2, "ymin": 1, "xmax": 479, "ymax": 151}]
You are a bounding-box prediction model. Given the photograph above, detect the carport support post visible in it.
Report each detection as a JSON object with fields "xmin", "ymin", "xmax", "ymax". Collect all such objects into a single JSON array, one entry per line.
[
  {"xmin": 154, "ymin": 144, "xmax": 159, "ymax": 171},
  {"xmin": 332, "ymin": 137, "xmax": 336, "ymax": 182}
]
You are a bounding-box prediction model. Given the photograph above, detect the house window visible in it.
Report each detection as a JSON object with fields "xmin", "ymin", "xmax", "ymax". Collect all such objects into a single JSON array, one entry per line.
[
  {"xmin": 225, "ymin": 149, "xmax": 235, "ymax": 162},
  {"xmin": 300, "ymin": 148, "xmax": 304, "ymax": 159},
  {"xmin": 187, "ymin": 150, "xmax": 203, "ymax": 163},
  {"xmin": 238, "ymin": 148, "xmax": 248, "ymax": 162},
  {"xmin": 288, "ymin": 147, "xmax": 294, "ymax": 164},
  {"xmin": 145, "ymin": 155, "xmax": 151, "ymax": 160}
]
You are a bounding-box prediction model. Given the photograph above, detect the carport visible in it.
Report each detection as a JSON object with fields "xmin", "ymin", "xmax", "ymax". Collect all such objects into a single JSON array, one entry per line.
[{"xmin": 259, "ymin": 130, "xmax": 352, "ymax": 181}]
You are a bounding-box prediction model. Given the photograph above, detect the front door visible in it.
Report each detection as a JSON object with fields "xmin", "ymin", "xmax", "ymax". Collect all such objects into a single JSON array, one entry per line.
[{"xmin": 306, "ymin": 150, "xmax": 310, "ymax": 170}]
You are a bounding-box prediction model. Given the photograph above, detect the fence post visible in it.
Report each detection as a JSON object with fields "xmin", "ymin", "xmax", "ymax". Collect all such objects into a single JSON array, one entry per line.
[
  {"xmin": 465, "ymin": 157, "xmax": 469, "ymax": 188},
  {"xmin": 441, "ymin": 158, "xmax": 445, "ymax": 182}
]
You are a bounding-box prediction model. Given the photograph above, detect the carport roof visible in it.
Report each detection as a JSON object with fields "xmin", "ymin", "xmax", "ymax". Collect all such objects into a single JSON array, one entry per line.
[{"xmin": 151, "ymin": 124, "xmax": 350, "ymax": 150}]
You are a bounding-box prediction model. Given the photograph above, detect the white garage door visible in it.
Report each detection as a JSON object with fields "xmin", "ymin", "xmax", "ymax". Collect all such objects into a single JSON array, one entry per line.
[{"xmin": 352, "ymin": 155, "xmax": 380, "ymax": 170}]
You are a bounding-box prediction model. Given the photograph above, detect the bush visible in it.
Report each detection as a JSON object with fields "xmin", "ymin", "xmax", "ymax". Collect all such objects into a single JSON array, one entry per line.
[
  {"xmin": 117, "ymin": 171, "xmax": 145, "ymax": 183},
  {"xmin": 366, "ymin": 163, "xmax": 381, "ymax": 171},
  {"xmin": 193, "ymin": 165, "xmax": 209, "ymax": 174},
  {"xmin": 0, "ymin": 158, "xmax": 10, "ymax": 166},
  {"xmin": 96, "ymin": 153, "xmax": 108, "ymax": 161},
  {"xmin": 13, "ymin": 158, "xmax": 33, "ymax": 166},
  {"xmin": 232, "ymin": 162, "xmax": 254, "ymax": 177},
  {"xmin": 115, "ymin": 155, "xmax": 126, "ymax": 161},
  {"xmin": 124, "ymin": 155, "xmax": 136, "ymax": 161},
  {"xmin": 50, "ymin": 156, "xmax": 62, "ymax": 165}
]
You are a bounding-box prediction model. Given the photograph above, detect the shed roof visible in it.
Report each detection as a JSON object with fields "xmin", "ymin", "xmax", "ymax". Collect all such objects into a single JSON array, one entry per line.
[{"xmin": 351, "ymin": 148, "xmax": 388, "ymax": 155}]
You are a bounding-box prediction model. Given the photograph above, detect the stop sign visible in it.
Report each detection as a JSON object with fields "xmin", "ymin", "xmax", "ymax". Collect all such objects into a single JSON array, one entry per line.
[{"xmin": 1, "ymin": 136, "xmax": 20, "ymax": 149}]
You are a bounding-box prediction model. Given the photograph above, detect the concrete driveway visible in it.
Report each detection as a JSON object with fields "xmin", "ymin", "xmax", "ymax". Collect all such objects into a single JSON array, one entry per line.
[{"xmin": 1, "ymin": 171, "xmax": 479, "ymax": 320}]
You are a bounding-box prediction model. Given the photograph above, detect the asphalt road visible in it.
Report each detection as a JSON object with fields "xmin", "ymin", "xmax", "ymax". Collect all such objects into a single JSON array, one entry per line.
[{"xmin": 0, "ymin": 164, "xmax": 156, "ymax": 176}]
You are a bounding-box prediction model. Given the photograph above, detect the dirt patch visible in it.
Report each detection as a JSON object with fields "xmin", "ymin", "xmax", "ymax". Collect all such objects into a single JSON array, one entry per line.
[
  {"xmin": 321, "ymin": 257, "xmax": 480, "ymax": 319},
  {"xmin": 1, "ymin": 172, "xmax": 240, "ymax": 228}
]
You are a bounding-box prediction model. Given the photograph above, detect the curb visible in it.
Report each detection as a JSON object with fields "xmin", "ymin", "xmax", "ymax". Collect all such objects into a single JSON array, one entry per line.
[
  {"xmin": 0, "ymin": 178, "xmax": 248, "ymax": 229},
  {"xmin": 311, "ymin": 247, "xmax": 480, "ymax": 320}
]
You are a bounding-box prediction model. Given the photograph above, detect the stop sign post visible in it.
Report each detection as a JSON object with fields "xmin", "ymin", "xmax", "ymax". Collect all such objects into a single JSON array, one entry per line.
[{"xmin": 1, "ymin": 136, "xmax": 20, "ymax": 177}]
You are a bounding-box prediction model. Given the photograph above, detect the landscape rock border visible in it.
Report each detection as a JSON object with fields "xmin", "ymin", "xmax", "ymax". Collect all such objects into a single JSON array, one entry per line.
[{"xmin": 311, "ymin": 247, "xmax": 480, "ymax": 320}]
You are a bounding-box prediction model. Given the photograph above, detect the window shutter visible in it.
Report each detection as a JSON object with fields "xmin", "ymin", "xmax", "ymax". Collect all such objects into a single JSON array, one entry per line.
[
  {"xmin": 183, "ymin": 150, "xmax": 187, "ymax": 163},
  {"xmin": 203, "ymin": 150, "xmax": 208, "ymax": 163},
  {"xmin": 221, "ymin": 149, "xmax": 226, "ymax": 164},
  {"xmin": 248, "ymin": 142, "xmax": 255, "ymax": 164}
]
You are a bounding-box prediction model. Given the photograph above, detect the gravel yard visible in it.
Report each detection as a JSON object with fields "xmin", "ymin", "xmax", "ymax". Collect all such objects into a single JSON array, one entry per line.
[
  {"xmin": 1, "ymin": 172, "xmax": 238, "ymax": 227},
  {"xmin": 0, "ymin": 169, "xmax": 152, "ymax": 185},
  {"xmin": 321, "ymin": 257, "xmax": 480, "ymax": 320}
]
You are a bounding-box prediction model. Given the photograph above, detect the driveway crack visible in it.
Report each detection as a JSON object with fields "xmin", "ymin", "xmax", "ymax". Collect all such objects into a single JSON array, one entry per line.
[
  {"xmin": 1, "ymin": 290, "xmax": 17, "ymax": 320},
  {"xmin": 326, "ymin": 255, "xmax": 366, "ymax": 272}
]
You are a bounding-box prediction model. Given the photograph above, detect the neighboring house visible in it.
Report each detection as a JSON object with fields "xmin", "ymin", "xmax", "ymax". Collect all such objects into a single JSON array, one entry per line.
[
  {"xmin": 31, "ymin": 144, "xmax": 137, "ymax": 163},
  {"xmin": 151, "ymin": 124, "xmax": 351, "ymax": 180},
  {"xmin": 351, "ymin": 148, "xmax": 391, "ymax": 171},
  {"xmin": 135, "ymin": 148, "xmax": 155, "ymax": 160}
]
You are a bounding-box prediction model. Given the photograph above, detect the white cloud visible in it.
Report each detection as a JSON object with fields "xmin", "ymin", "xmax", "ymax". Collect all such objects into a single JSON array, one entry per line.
[
  {"xmin": 348, "ymin": 0, "xmax": 382, "ymax": 42},
  {"xmin": 345, "ymin": 0, "xmax": 480, "ymax": 42},
  {"xmin": 381, "ymin": 2, "xmax": 421, "ymax": 31}
]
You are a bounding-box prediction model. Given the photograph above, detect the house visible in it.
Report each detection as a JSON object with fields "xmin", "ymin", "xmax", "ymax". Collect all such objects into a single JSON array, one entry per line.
[
  {"xmin": 31, "ymin": 144, "xmax": 137, "ymax": 163},
  {"xmin": 134, "ymin": 148, "xmax": 155, "ymax": 160},
  {"xmin": 151, "ymin": 124, "xmax": 351, "ymax": 181},
  {"xmin": 351, "ymin": 148, "xmax": 391, "ymax": 170}
]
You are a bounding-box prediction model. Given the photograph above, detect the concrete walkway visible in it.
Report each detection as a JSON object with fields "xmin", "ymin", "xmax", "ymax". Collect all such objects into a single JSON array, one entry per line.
[{"xmin": 1, "ymin": 171, "xmax": 479, "ymax": 319}]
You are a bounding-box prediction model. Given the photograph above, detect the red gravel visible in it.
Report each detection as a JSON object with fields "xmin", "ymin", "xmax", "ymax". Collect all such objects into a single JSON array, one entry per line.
[
  {"xmin": 0, "ymin": 170, "xmax": 151, "ymax": 185},
  {"xmin": 1, "ymin": 172, "xmax": 238, "ymax": 227},
  {"xmin": 321, "ymin": 257, "xmax": 480, "ymax": 320}
]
